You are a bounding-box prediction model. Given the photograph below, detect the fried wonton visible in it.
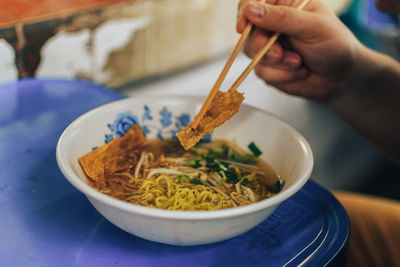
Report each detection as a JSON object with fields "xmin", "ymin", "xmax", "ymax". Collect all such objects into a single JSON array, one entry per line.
[
  {"xmin": 78, "ymin": 125, "xmax": 148, "ymax": 191},
  {"xmin": 177, "ymin": 90, "xmax": 244, "ymax": 150}
]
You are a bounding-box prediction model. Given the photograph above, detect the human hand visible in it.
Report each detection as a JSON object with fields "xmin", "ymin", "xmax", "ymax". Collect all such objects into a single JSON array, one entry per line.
[{"xmin": 237, "ymin": 0, "xmax": 365, "ymax": 102}]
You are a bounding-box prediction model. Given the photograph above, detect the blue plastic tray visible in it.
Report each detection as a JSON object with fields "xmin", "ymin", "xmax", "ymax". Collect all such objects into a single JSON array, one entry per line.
[{"xmin": 0, "ymin": 79, "xmax": 349, "ymax": 267}]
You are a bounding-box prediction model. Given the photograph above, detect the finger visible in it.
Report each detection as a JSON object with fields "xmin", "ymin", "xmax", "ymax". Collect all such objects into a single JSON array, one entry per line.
[
  {"xmin": 254, "ymin": 64, "xmax": 309, "ymax": 83},
  {"xmin": 236, "ymin": 14, "xmax": 248, "ymax": 33},
  {"xmin": 277, "ymin": 0, "xmax": 330, "ymax": 12},
  {"xmin": 238, "ymin": 0, "xmax": 243, "ymax": 11},
  {"xmin": 241, "ymin": 1, "xmax": 323, "ymax": 39},
  {"xmin": 275, "ymin": 0, "xmax": 295, "ymax": 6},
  {"xmin": 268, "ymin": 74, "xmax": 329, "ymax": 101},
  {"xmin": 237, "ymin": 0, "xmax": 250, "ymax": 33},
  {"xmin": 244, "ymin": 40, "xmax": 285, "ymax": 65},
  {"xmin": 258, "ymin": 50, "xmax": 302, "ymax": 70},
  {"xmin": 237, "ymin": 0, "xmax": 279, "ymax": 33},
  {"xmin": 280, "ymin": 50, "xmax": 302, "ymax": 69},
  {"xmin": 244, "ymin": 30, "xmax": 303, "ymax": 69},
  {"xmin": 239, "ymin": 0, "xmax": 279, "ymax": 10},
  {"xmin": 237, "ymin": 0, "xmax": 306, "ymax": 33},
  {"xmin": 238, "ymin": 0, "xmax": 331, "ymax": 33},
  {"xmin": 243, "ymin": 28, "xmax": 284, "ymax": 63}
]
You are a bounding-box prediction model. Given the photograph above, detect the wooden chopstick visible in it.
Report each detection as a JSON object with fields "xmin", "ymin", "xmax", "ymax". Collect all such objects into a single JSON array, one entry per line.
[
  {"xmin": 229, "ymin": 0, "xmax": 311, "ymax": 93},
  {"xmin": 192, "ymin": 0, "xmax": 267, "ymax": 129},
  {"xmin": 192, "ymin": 0, "xmax": 311, "ymax": 128}
]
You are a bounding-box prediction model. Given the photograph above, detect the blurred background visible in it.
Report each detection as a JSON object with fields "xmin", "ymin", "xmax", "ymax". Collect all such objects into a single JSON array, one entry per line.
[{"xmin": 0, "ymin": 0, "xmax": 399, "ymax": 199}]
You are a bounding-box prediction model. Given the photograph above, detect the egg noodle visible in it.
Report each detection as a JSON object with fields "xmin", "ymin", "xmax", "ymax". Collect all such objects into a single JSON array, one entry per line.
[
  {"xmin": 110, "ymin": 173, "xmax": 234, "ymax": 210},
  {"xmin": 78, "ymin": 126, "xmax": 281, "ymax": 211}
]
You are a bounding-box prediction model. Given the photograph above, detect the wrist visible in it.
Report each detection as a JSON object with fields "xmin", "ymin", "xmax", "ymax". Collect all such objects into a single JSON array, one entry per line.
[
  {"xmin": 324, "ymin": 45, "xmax": 400, "ymax": 163},
  {"xmin": 326, "ymin": 44, "xmax": 382, "ymax": 111}
]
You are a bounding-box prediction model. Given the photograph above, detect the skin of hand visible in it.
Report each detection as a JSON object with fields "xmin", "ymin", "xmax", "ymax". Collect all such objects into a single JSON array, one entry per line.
[
  {"xmin": 237, "ymin": 0, "xmax": 400, "ymax": 164},
  {"xmin": 237, "ymin": 0, "xmax": 365, "ymax": 103}
]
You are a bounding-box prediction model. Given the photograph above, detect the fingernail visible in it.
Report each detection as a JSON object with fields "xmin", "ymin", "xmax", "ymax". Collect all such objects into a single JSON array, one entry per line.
[
  {"xmin": 284, "ymin": 56, "xmax": 300, "ymax": 67},
  {"xmin": 249, "ymin": 2, "xmax": 264, "ymax": 18},
  {"xmin": 267, "ymin": 50, "xmax": 279, "ymax": 60},
  {"xmin": 295, "ymin": 68, "xmax": 309, "ymax": 79}
]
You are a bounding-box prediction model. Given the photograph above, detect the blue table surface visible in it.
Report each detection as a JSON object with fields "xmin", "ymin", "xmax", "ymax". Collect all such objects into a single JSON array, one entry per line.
[{"xmin": 0, "ymin": 79, "xmax": 349, "ymax": 267}]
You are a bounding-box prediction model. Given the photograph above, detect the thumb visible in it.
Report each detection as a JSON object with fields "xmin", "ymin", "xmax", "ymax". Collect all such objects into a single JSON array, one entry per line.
[{"xmin": 243, "ymin": 1, "xmax": 319, "ymax": 38}]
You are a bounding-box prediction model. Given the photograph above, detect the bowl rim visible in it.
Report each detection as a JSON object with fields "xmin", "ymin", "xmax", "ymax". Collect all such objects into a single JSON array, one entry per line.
[{"xmin": 56, "ymin": 95, "xmax": 313, "ymax": 220}]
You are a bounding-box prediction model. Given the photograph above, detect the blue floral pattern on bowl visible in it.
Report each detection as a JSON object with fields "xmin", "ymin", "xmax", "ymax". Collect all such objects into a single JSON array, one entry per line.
[{"xmin": 103, "ymin": 105, "xmax": 211, "ymax": 144}]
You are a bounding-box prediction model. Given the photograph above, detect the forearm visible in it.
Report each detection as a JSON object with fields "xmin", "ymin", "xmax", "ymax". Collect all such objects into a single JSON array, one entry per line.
[{"xmin": 328, "ymin": 46, "xmax": 400, "ymax": 165}]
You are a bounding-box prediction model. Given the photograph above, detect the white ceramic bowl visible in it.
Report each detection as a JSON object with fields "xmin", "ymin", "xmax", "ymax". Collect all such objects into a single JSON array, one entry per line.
[{"xmin": 56, "ymin": 95, "xmax": 313, "ymax": 246}]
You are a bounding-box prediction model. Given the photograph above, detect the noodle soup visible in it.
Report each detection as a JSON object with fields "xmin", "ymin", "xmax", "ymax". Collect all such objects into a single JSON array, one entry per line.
[
  {"xmin": 78, "ymin": 125, "xmax": 282, "ymax": 211},
  {"xmin": 58, "ymin": 96, "xmax": 313, "ymax": 245}
]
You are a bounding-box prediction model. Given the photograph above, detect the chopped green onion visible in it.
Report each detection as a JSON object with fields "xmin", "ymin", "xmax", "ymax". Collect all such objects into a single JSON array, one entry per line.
[
  {"xmin": 211, "ymin": 145, "xmax": 229, "ymax": 158},
  {"xmin": 202, "ymin": 154, "xmax": 221, "ymax": 171},
  {"xmin": 202, "ymin": 154, "xmax": 215, "ymax": 162},
  {"xmin": 189, "ymin": 157, "xmax": 201, "ymax": 168},
  {"xmin": 190, "ymin": 178, "xmax": 201, "ymax": 185},
  {"xmin": 218, "ymin": 163, "xmax": 228, "ymax": 171},
  {"xmin": 230, "ymin": 154, "xmax": 256, "ymax": 164},
  {"xmin": 224, "ymin": 168, "xmax": 239, "ymax": 184},
  {"xmin": 240, "ymin": 178, "xmax": 249, "ymax": 186},
  {"xmin": 248, "ymin": 142, "xmax": 262, "ymax": 157},
  {"xmin": 177, "ymin": 175, "xmax": 189, "ymax": 179}
]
